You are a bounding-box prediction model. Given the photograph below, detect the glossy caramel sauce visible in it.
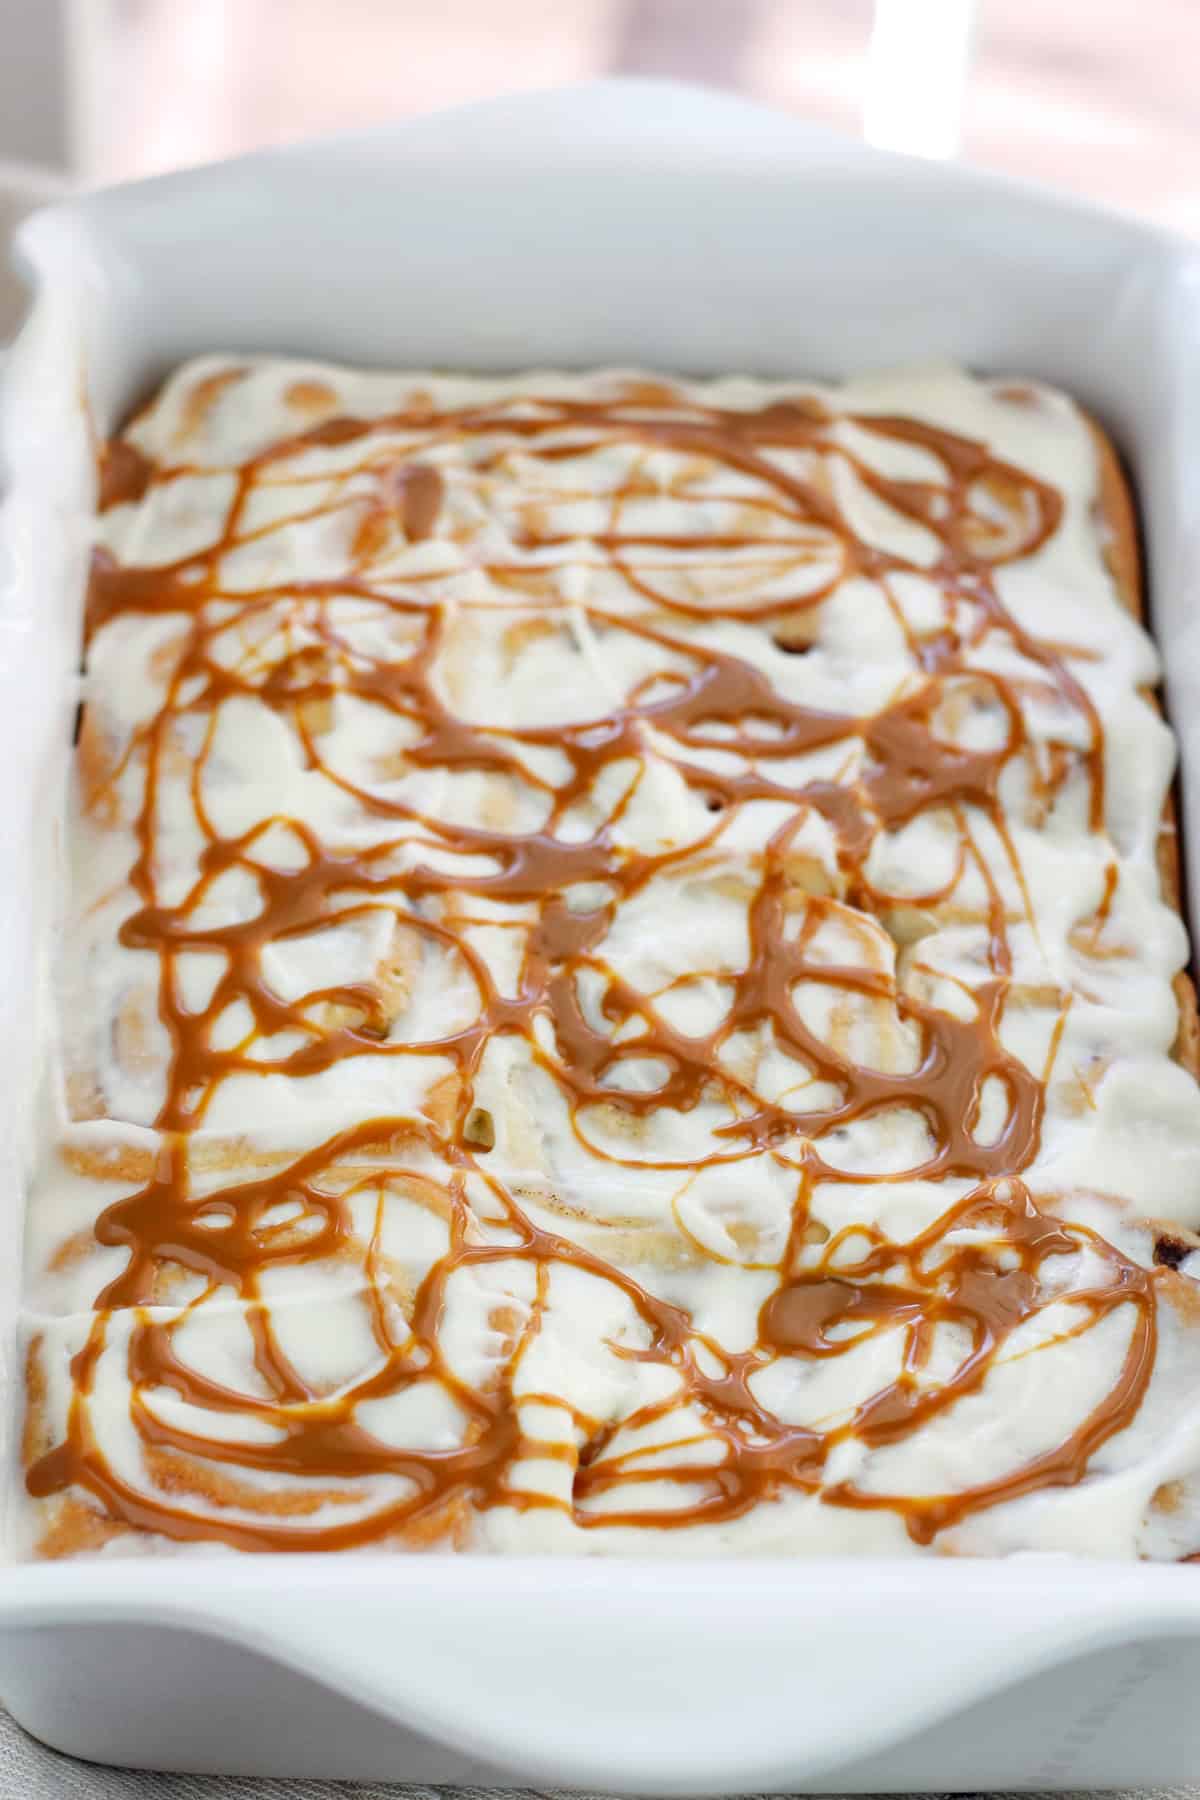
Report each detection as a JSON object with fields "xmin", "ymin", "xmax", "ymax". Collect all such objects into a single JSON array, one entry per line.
[{"xmin": 26, "ymin": 370, "xmax": 1169, "ymax": 1553}]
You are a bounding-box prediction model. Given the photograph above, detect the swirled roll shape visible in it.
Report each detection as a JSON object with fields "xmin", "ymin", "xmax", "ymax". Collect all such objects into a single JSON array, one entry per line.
[{"xmin": 20, "ymin": 359, "xmax": 1200, "ymax": 1559}]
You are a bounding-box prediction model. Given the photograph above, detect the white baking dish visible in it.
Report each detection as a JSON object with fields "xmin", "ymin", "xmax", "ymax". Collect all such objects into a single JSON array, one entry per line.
[
  {"xmin": 0, "ymin": 161, "xmax": 69, "ymax": 338},
  {"xmin": 3, "ymin": 78, "xmax": 1200, "ymax": 1791}
]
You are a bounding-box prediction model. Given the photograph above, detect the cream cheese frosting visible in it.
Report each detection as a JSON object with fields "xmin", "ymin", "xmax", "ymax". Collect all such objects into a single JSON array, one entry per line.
[{"xmin": 20, "ymin": 357, "xmax": 1200, "ymax": 1558}]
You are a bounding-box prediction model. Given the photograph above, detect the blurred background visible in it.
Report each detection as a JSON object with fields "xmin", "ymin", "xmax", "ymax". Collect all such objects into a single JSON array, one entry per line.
[{"xmin": 1, "ymin": 0, "xmax": 1197, "ymax": 235}]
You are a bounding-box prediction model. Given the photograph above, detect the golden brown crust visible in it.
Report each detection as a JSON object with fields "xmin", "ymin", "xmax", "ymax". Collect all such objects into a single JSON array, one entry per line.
[
  {"xmin": 1173, "ymin": 971, "xmax": 1200, "ymax": 1080},
  {"xmin": 1088, "ymin": 418, "xmax": 1200, "ymax": 1082}
]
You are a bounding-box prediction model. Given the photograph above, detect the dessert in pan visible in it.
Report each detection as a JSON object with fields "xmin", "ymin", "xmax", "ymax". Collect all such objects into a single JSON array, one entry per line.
[{"xmin": 20, "ymin": 357, "xmax": 1200, "ymax": 1558}]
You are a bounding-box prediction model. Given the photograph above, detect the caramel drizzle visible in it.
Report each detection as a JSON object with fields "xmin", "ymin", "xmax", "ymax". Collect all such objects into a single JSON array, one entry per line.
[{"xmin": 30, "ymin": 379, "xmax": 1156, "ymax": 1551}]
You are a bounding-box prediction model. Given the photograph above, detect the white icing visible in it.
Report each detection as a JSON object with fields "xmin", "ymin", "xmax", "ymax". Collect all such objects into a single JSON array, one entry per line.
[{"xmin": 21, "ymin": 358, "xmax": 1200, "ymax": 1561}]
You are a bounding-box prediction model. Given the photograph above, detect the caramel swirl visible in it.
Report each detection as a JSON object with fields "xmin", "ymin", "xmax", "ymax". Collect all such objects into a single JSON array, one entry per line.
[{"xmin": 28, "ymin": 366, "xmax": 1170, "ymax": 1555}]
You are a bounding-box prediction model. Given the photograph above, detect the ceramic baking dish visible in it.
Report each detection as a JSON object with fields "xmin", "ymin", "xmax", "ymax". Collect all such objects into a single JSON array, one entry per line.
[{"xmin": 3, "ymin": 78, "xmax": 1200, "ymax": 1792}]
